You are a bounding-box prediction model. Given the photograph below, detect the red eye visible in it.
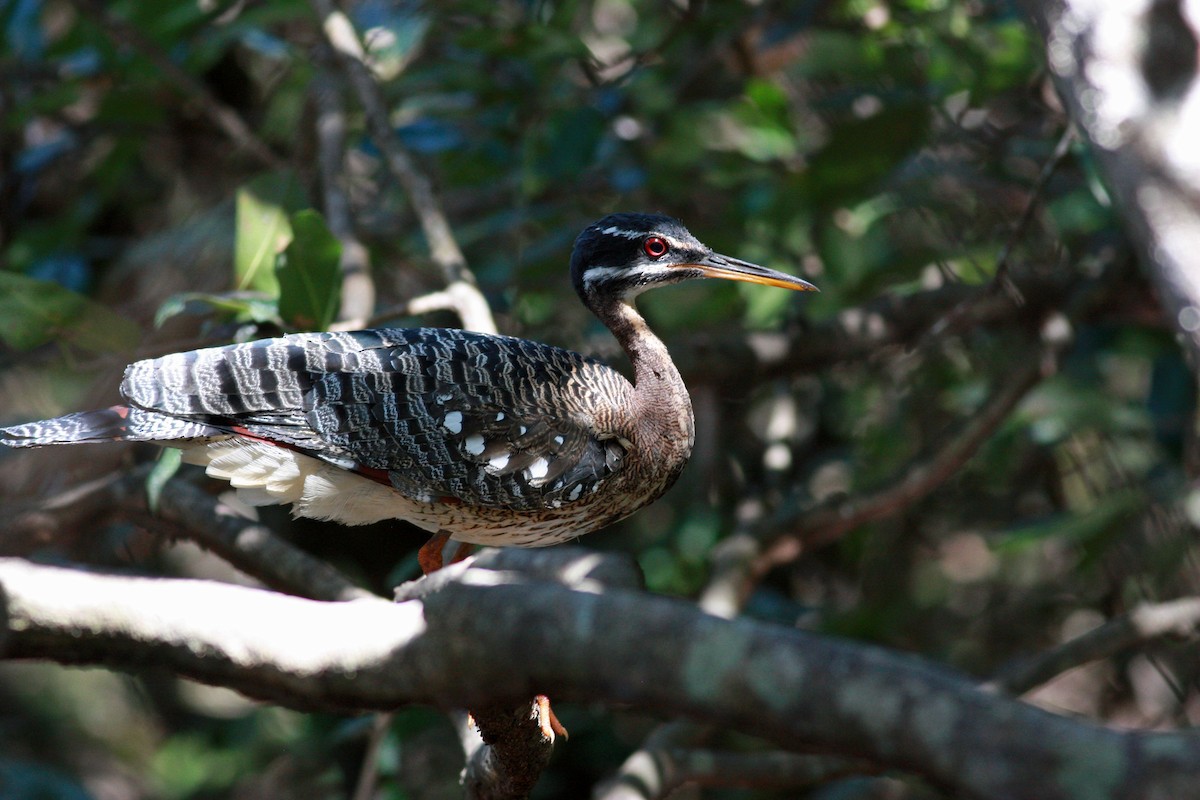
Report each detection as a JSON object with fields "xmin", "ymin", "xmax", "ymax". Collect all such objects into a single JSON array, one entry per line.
[{"xmin": 643, "ymin": 236, "xmax": 669, "ymax": 258}]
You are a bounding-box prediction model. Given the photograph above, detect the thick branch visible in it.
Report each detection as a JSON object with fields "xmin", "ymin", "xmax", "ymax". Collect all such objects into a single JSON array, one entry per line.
[
  {"xmin": 596, "ymin": 749, "xmax": 875, "ymax": 800},
  {"xmin": 1, "ymin": 468, "xmax": 368, "ymax": 602},
  {"xmin": 462, "ymin": 703, "xmax": 554, "ymax": 800},
  {"xmin": 150, "ymin": 479, "xmax": 373, "ymax": 602},
  {"xmin": 4, "ymin": 554, "xmax": 1200, "ymax": 799}
]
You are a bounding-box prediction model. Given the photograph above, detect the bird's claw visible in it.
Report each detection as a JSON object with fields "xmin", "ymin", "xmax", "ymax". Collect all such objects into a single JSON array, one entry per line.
[{"xmin": 534, "ymin": 694, "xmax": 568, "ymax": 742}]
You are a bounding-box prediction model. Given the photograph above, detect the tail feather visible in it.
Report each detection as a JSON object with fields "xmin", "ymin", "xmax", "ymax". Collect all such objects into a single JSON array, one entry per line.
[{"xmin": 1, "ymin": 406, "xmax": 221, "ymax": 448}]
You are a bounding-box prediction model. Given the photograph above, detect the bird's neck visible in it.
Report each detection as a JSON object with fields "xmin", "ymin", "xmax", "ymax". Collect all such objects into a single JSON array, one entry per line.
[{"xmin": 595, "ymin": 298, "xmax": 696, "ymax": 452}]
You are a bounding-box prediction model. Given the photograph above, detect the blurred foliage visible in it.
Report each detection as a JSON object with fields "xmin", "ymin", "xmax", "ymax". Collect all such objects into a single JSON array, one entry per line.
[{"xmin": 0, "ymin": 0, "xmax": 1195, "ymax": 798}]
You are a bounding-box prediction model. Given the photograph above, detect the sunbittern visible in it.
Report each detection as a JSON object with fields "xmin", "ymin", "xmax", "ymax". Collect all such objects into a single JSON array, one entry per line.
[{"xmin": 1, "ymin": 212, "xmax": 817, "ymax": 736}]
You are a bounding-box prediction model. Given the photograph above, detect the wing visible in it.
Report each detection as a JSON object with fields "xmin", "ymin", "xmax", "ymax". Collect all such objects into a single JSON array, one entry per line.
[{"xmin": 121, "ymin": 329, "xmax": 633, "ymax": 511}]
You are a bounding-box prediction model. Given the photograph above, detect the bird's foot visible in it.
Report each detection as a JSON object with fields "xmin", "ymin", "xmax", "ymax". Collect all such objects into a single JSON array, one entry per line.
[
  {"xmin": 534, "ymin": 695, "xmax": 568, "ymax": 742},
  {"xmin": 418, "ymin": 533, "xmax": 475, "ymax": 575},
  {"xmin": 449, "ymin": 541, "xmax": 474, "ymax": 565},
  {"xmin": 417, "ymin": 531, "xmax": 451, "ymax": 574}
]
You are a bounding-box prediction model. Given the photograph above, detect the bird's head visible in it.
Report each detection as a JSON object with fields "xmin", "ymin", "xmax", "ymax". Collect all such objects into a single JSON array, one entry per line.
[{"xmin": 570, "ymin": 212, "xmax": 817, "ymax": 307}]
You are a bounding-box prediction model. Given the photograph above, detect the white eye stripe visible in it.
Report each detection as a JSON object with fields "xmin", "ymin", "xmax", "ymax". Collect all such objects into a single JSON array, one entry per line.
[
  {"xmin": 581, "ymin": 264, "xmax": 697, "ymax": 300},
  {"xmin": 582, "ymin": 264, "xmax": 671, "ymax": 286},
  {"xmin": 598, "ymin": 226, "xmax": 645, "ymax": 238},
  {"xmin": 596, "ymin": 227, "xmax": 691, "ymax": 251}
]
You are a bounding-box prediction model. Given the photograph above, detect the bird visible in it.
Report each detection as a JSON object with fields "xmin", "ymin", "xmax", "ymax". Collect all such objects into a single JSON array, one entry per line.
[
  {"xmin": 2, "ymin": 213, "xmax": 815, "ymax": 569},
  {"xmin": 1, "ymin": 212, "xmax": 816, "ymax": 741}
]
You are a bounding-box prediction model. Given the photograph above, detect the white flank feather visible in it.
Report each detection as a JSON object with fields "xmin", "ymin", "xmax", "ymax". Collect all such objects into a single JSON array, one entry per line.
[{"xmin": 181, "ymin": 439, "xmax": 423, "ymax": 527}]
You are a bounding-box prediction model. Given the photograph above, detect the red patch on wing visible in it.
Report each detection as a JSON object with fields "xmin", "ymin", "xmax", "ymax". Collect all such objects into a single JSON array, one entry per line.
[{"xmin": 354, "ymin": 465, "xmax": 394, "ymax": 486}]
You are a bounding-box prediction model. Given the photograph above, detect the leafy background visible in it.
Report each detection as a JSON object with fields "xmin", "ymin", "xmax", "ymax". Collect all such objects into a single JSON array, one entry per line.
[{"xmin": 0, "ymin": 0, "xmax": 1194, "ymax": 798}]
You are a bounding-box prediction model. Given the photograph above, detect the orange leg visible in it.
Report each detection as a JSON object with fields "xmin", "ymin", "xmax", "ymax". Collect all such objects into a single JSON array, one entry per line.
[
  {"xmin": 534, "ymin": 695, "xmax": 569, "ymax": 741},
  {"xmin": 418, "ymin": 531, "xmax": 452, "ymax": 574},
  {"xmin": 418, "ymin": 534, "xmax": 474, "ymax": 574},
  {"xmin": 449, "ymin": 541, "xmax": 474, "ymax": 564}
]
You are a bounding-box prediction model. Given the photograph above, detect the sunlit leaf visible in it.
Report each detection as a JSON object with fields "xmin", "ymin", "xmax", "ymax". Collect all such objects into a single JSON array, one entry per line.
[
  {"xmin": 234, "ymin": 172, "xmax": 305, "ymax": 296},
  {"xmin": 155, "ymin": 292, "xmax": 281, "ymax": 328},
  {"xmin": 145, "ymin": 448, "xmax": 182, "ymax": 514}
]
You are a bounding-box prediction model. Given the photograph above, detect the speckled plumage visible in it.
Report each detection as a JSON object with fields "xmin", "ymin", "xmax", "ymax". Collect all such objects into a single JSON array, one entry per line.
[
  {"xmin": 2, "ymin": 328, "xmax": 658, "ymax": 545},
  {"xmin": 1, "ymin": 213, "xmax": 814, "ymax": 548}
]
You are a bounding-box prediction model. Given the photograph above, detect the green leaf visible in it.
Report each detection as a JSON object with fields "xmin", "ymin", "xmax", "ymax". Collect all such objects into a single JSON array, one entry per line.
[
  {"xmin": 145, "ymin": 448, "xmax": 183, "ymax": 514},
  {"xmin": 234, "ymin": 172, "xmax": 306, "ymax": 295},
  {"xmin": 275, "ymin": 210, "xmax": 342, "ymax": 331},
  {"xmin": 0, "ymin": 272, "xmax": 139, "ymax": 352},
  {"xmin": 155, "ymin": 292, "xmax": 281, "ymax": 328}
]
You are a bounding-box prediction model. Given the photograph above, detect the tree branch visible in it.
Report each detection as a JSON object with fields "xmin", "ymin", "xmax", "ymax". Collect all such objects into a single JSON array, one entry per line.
[
  {"xmin": 674, "ymin": 270, "xmax": 1078, "ymax": 383},
  {"xmin": 1023, "ymin": 0, "xmax": 1200, "ymax": 366},
  {"xmin": 311, "ymin": 61, "xmax": 376, "ymax": 330},
  {"xmin": 750, "ymin": 331, "xmax": 1055, "ymax": 582},
  {"xmin": 806, "ymin": 343, "xmax": 1049, "ymax": 547},
  {"xmin": 5, "ymin": 552, "xmax": 1200, "ymax": 799},
  {"xmin": 1, "ymin": 467, "xmax": 371, "ymax": 602},
  {"xmin": 595, "ymin": 749, "xmax": 876, "ymax": 800},
  {"xmin": 309, "ymin": 0, "xmax": 497, "ymax": 335},
  {"xmin": 462, "ymin": 702, "xmax": 554, "ymax": 800},
  {"xmin": 149, "ymin": 479, "xmax": 373, "ymax": 602},
  {"xmin": 989, "ymin": 597, "xmax": 1200, "ymax": 696}
]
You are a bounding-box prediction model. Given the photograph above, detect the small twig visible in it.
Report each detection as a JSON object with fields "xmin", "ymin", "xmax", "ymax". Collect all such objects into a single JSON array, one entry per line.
[
  {"xmin": 311, "ymin": 59, "xmax": 376, "ymax": 330},
  {"xmin": 593, "ymin": 721, "xmax": 705, "ymax": 800},
  {"xmin": 672, "ymin": 270, "xmax": 1086, "ymax": 384},
  {"xmin": 988, "ymin": 597, "xmax": 1200, "ymax": 695},
  {"xmin": 351, "ymin": 712, "xmax": 394, "ymax": 800},
  {"xmin": 922, "ymin": 126, "xmax": 1074, "ymax": 346},
  {"xmin": 578, "ymin": 4, "xmax": 698, "ymax": 85},
  {"xmin": 310, "ymin": 0, "xmax": 497, "ymax": 335},
  {"xmin": 69, "ymin": 0, "xmax": 283, "ymax": 170},
  {"xmin": 992, "ymin": 126, "xmax": 1075, "ymax": 294}
]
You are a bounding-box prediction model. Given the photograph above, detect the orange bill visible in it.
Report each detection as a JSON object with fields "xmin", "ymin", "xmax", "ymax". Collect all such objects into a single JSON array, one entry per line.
[{"xmin": 685, "ymin": 253, "xmax": 818, "ymax": 292}]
